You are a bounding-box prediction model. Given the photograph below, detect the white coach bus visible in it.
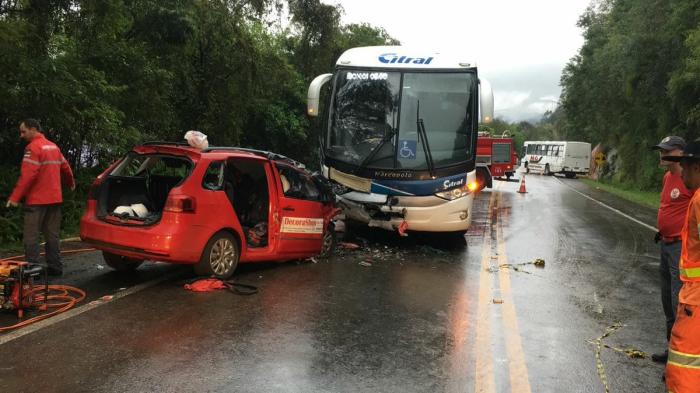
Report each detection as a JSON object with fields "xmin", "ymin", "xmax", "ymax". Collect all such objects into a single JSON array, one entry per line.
[
  {"xmin": 522, "ymin": 141, "xmax": 591, "ymax": 178},
  {"xmin": 306, "ymin": 46, "xmax": 494, "ymax": 233}
]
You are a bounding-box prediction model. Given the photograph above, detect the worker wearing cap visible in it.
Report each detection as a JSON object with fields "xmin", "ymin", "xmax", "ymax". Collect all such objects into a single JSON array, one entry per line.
[
  {"xmin": 651, "ymin": 136, "xmax": 693, "ymax": 363},
  {"xmin": 663, "ymin": 140, "xmax": 700, "ymax": 392},
  {"xmin": 5, "ymin": 119, "xmax": 75, "ymax": 277}
]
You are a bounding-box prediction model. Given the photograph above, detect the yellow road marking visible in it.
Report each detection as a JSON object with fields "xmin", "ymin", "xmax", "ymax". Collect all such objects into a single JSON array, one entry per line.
[
  {"xmin": 474, "ymin": 189, "xmax": 498, "ymax": 393},
  {"xmin": 496, "ymin": 192, "xmax": 532, "ymax": 392}
]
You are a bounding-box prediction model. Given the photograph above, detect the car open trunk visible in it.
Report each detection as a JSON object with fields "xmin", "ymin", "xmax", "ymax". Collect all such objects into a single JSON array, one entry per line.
[{"xmin": 95, "ymin": 153, "xmax": 193, "ymax": 226}]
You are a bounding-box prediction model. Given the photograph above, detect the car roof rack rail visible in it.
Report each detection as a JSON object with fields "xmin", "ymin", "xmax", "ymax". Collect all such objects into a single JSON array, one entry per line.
[
  {"xmin": 141, "ymin": 141, "xmax": 192, "ymax": 147},
  {"xmin": 202, "ymin": 146, "xmax": 306, "ymax": 168}
]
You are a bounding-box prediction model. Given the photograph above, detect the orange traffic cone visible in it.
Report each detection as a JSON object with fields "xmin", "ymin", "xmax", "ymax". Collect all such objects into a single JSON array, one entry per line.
[{"xmin": 517, "ymin": 176, "xmax": 527, "ymax": 194}]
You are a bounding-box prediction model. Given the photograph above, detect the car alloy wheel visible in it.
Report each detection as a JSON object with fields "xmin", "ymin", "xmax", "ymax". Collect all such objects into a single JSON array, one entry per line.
[
  {"xmin": 210, "ymin": 237, "xmax": 236, "ymax": 276},
  {"xmin": 195, "ymin": 232, "xmax": 240, "ymax": 278}
]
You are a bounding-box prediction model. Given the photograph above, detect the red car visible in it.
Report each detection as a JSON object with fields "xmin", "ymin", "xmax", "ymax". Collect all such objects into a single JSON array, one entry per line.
[{"xmin": 80, "ymin": 142, "xmax": 339, "ymax": 278}]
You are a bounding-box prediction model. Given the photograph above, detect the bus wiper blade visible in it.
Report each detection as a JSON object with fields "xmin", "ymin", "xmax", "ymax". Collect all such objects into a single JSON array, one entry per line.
[
  {"xmin": 416, "ymin": 101, "xmax": 436, "ymax": 178},
  {"xmin": 355, "ymin": 129, "xmax": 396, "ymax": 174}
]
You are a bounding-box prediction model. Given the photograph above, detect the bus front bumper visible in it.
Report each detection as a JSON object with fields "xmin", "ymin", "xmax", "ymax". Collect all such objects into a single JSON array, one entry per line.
[{"xmin": 338, "ymin": 193, "xmax": 473, "ymax": 233}]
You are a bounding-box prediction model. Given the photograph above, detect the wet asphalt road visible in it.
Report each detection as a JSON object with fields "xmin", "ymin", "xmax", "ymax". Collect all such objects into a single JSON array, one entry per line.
[{"xmin": 1, "ymin": 172, "xmax": 667, "ymax": 392}]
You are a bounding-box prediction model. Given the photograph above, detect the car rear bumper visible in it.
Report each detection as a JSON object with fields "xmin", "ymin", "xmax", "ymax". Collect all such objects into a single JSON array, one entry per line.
[{"xmin": 80, "ymin": 212, "xmax": 205, "ymax": 263}]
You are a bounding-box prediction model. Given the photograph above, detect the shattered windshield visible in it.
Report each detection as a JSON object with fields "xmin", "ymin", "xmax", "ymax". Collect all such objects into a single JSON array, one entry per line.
[
  {"xmin": 328, "ymin": 71, "xmax": 400, "ymax": 169},
  {"xmin": 327, "ymin": 71, "xmax": 475, "ymax": 171}
]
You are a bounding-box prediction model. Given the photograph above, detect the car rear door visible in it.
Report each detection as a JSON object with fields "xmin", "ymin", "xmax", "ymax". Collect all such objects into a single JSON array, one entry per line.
[{"xmin": 274, "ymin": 164, "xmax": 324, "ymax": 254}]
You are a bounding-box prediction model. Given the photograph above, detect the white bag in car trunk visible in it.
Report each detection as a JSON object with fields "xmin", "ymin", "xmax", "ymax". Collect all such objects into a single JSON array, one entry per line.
[
  {"xmin": 113, "ymin": 206, "xmax": 135, "ymax": 217},
  {"xmin": 131, "ymin": 203, "xmax": 149, "ymax": 218}
]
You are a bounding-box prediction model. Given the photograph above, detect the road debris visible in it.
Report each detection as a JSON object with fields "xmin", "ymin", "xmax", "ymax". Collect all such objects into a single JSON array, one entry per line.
[
  {"xmin": 95, "ymin": 264, "xmax": 104, "ymax": 270},
  {"xmin": 587, "ymin": 323, "xmax": 648, "ymax": 393},
  {"xmin": 492, "ymin": 299, "xmax": 504, "ymax": 304},
  {"xmin": 418, "ymin": 245, "xmax": 448, "ymax": 255},
  {"xmin": 486, "ymin": 258, "xmax": 546, "ymax": 274},
  {"xmin": 358, "ymin": 261, "xmax": 372, "ymax": 267},
  {"xmin": 340, "ymin": 242, "xmax": 361, "ymax": 250}
]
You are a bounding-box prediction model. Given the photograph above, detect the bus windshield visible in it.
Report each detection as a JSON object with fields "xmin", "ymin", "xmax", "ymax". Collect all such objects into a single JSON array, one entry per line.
[{"xmin": 327, "ymin": 70, "xmax": 476, "ymax": 171}]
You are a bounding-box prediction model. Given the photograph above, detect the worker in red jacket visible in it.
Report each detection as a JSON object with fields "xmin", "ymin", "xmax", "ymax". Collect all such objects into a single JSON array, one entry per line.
[
  {"xmin": 5, "ymin": 119, "xmax": 75, "ymax": 276},
  {"xmin": 651, "ymin": 136, "xmax": 692, "ymax": 363}
]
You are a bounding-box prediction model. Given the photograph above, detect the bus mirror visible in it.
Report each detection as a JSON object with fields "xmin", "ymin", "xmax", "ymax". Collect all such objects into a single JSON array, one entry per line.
[
  {"xmin": 479, "ymin": 78, "xmax": 494, "ymax": 123},
  {"xmin": 307, "ymin": 73, "xmax": 333, "ymax": 117}
]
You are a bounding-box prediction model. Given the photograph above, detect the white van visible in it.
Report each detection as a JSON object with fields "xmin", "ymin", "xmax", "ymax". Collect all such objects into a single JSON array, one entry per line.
[{"xmin": 522, "ymin": 141, "xmax": 591, "ymax": 178}]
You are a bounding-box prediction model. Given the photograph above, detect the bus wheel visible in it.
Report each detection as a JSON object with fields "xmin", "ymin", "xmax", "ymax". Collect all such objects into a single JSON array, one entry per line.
[
  {"xmin": 565, "ymin": 173, "xmax": 577, "ymax": 179},
  {"xmin": 475, "ymin": 167, "xmax": 490, "ymax": 191},
  {"xmin": 544, "ymin": 164, "xmax": 551, "ymax": 176}
]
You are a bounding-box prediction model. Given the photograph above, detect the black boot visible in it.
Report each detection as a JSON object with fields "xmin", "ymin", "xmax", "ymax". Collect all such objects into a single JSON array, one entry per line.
[{"xmin": 651, "ymin": 350, "xmax": 668, "ymax": 363}]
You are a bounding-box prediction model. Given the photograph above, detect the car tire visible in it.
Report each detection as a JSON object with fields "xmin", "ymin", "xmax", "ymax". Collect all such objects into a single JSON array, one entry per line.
[
  {"xmin": 319, "ymin": 224, "xmax": 337, "ymax": 259},
  {"xmin": 195, "ymin": 232, "xmax": 240, "ymax": 279},
  {"xmin": 102, "ymin": 251, "xmax": 144, "ymax": 272}
]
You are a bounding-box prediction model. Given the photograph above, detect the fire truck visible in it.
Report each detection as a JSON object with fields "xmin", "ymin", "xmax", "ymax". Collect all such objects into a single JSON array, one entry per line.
[{"xmin": 475, "ymin": 131, "xmax": 518, "ymax": 190}]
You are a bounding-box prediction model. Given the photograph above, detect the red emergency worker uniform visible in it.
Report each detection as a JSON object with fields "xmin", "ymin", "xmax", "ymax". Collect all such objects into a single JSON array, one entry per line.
[
  {"xmin": 658, "ymin": 172, "xmax": 692, "ymax": 240},
  {"xmin": 666, "ymin": 188, "xmax": 700, "ymax": 392},
  {"xmin": 9, "ymin": 133, "xmax": 75, "ymax": 205}
]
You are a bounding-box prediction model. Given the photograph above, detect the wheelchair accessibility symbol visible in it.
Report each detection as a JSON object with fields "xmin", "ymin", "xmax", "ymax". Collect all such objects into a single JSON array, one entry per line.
[{"xmin": 399, "ymin": 140, "xmax": 417, "ymax": 159}]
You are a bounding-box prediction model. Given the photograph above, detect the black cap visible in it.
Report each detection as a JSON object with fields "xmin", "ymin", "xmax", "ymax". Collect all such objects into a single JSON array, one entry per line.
[
  {"xmin": 652, "ymin": 136, "xmax": 686, "ymax": 151},
  {"xmin": 662, "ymin": 140, "xmax": 700, "ymax": 162}
]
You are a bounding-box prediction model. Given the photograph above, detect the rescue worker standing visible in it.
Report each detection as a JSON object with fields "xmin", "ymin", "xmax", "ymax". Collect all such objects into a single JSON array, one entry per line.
[
  {"xmin": 651, "ymin": 136, "xmax": 692, "ymax": 363},
  {"xmin": 663, "ymin": 140, "xmax": 700, "ymax": 392},
  {"xmin": 5, "ymin": 119, "xmax": 75, "ymax": 276}
]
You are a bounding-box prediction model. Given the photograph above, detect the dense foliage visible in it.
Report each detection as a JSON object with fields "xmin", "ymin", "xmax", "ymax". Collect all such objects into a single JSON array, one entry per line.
[
  {"xmin": 558, "ymin": 0, "xmax": 700, "ymax": 189},
  {"xmin": 0, "ymin": 0, "xmax": 396, "ymax": 246}
]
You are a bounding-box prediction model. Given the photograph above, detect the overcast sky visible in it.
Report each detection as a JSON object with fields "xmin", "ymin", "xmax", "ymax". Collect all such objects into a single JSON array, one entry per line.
[{"xmin": 322, "ymin": 0, "xmax": 593, "ymax": 122}]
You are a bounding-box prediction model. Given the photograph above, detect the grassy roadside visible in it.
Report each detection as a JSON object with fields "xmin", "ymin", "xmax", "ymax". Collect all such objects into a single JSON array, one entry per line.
[{"xmin": 579, "ymin": 178, "xmax": 660, "ymax": 210}]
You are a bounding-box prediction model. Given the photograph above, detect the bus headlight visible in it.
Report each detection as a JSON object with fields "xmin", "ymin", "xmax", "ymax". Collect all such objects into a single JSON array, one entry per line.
[{"xmin": 435, "ymin": 181, "xmax": 479, "ymax": 200}]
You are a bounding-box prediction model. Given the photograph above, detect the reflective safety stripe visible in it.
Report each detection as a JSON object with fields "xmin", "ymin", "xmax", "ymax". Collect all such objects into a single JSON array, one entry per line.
[
  {"xmin": 680, "ymin": 267, "xmax": 700, "ymax": 279},
  {"xmin": 23, "ymin": 158, "xmax": 64, "ymax": 166},
  {"xmin": 668, "ymin": 349, "xmax": 700, "ymax": 369}
]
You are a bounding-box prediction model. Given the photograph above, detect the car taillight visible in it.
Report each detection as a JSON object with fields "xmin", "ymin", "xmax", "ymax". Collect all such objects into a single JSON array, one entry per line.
[{"xmin": 164, "ymin": 195, "xmax": 196, "ymax": 213}]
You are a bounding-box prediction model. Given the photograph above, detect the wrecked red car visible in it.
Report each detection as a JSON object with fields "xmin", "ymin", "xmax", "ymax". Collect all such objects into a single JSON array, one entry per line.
[{"xmin": 80, "ymin": 142, "xmax": 339, "ymax": 278}]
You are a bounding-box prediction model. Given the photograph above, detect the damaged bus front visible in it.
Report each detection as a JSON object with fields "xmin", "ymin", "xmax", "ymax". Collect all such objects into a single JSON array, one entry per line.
[{"xmin": 307, "ymin": 46, "xmax": 494, "ymax": 234}]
